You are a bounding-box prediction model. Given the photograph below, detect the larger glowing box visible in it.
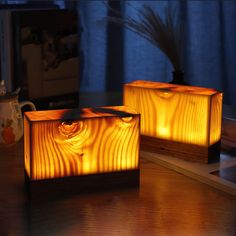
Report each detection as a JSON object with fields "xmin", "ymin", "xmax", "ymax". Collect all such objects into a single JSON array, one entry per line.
[
  {"xmin": 24, "ymin": 106, "xmax": 140, "ymax": 195},
  {"xmin": 124, "ymin": 80, "xmax": 223, "ymax": 163}
]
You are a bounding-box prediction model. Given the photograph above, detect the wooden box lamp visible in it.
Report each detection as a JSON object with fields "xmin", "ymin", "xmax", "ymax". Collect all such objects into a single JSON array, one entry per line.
[
  {"xmin": 124, "ymin": 80, "xmax": 223, "ymax": 163},
  {"xmin": 24, "ymin": 106, "xmax": 140, "ymax": 196}
]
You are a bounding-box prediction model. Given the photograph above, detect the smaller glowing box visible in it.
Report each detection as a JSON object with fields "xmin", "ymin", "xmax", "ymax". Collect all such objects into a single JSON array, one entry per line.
[
  {"xmin": 124, "ymin": 80, "xmax": 223, "ymax": 163},
  {"xmin": 24, "ymin": 106, "xmax": 140, "ymax": 194}
]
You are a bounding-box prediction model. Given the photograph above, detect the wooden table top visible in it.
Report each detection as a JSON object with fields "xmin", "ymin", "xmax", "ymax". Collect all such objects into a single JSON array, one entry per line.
[{"xmin": 0, "ymin": 140, "xmax": 235, "ymax": 236}]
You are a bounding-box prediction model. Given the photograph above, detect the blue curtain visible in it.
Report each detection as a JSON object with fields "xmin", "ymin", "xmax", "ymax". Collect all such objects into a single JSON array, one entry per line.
[
  {"xmin": 78, "ymin": 1, "xmax": 107, "ymax": 92},
  {"xmin": 2, "ymin": 0, "xmax": 236, "ymax": 105},
  {"xmin": 77, "ymin": 0, "xmax": 236, "ymax": 106},
  {"xmin": 184, "ymin": 1, "xmax": 236, "ymax": 105},
  {"xmin": 0, "ymin": 0, "xmax": 26, "ymax": 3}
]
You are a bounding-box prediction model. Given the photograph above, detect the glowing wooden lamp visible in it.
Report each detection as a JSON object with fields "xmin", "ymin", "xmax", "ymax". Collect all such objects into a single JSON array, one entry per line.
[
  {"xmin": 24, "ymin": 106, "xmax": 140, "ymax": 195},
  {"xmin": 124, "ymin": 80, "xmax": 223, "ymax": 163}
]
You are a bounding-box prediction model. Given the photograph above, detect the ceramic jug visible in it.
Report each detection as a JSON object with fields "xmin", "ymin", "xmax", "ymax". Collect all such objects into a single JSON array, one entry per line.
[{"xmin": 0, "ymin": 93, "xmax": 36, "ymax": 147}]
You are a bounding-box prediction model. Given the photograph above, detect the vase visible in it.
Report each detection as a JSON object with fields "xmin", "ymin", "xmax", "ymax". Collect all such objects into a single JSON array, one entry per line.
[{"xmin": 170, "ymin": 71, "xmax": 188, "ymax": 85}]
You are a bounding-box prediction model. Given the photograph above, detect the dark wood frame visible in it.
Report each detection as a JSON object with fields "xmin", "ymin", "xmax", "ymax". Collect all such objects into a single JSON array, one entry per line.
[
  {"xmin": 25, "ymin": 169, "xmax": 140, "ymax": 202},
  {"xmin": 141, "ymin": 135, "xmax": 221, "ymax": 164}
]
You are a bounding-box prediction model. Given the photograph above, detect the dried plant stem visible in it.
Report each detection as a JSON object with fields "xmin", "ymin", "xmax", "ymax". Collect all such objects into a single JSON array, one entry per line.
[{"xmin": 105, "ymin": 3, "xmax": 183, "ymax": 73}]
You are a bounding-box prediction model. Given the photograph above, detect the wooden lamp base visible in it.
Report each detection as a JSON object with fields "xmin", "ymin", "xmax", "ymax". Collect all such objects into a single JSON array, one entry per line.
[
  {"xmin": 25, "ymin": 169, "xmax": 140, "ymax": 202},
  {"xmin": 141, "ymin": 135, "xmax": 221, "ymax": 164}
]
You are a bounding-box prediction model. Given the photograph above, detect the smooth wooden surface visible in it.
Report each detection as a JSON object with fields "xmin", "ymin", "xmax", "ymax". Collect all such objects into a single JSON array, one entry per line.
[
  {"xmin": 142, "ymin": 150, "xmax": 236, "ymax": 197},
  {"xmin": 0, "ymin": 140, "xmax": 236, "ymax": 236}
]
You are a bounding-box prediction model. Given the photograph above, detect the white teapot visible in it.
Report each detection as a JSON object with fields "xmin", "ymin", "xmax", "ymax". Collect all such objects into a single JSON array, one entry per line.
[{"xmin": 0, "ymin": 81, "xmax": 36, "ymax": 147}]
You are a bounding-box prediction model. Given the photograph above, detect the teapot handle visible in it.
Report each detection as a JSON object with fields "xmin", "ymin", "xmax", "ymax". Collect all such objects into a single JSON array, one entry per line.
[{"xmin": 19, "ymin": 101, "xmax": 36, "ymax": 111}]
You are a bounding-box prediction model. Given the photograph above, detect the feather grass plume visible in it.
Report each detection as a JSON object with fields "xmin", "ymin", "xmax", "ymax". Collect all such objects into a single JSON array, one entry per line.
[{"xmin": 105, "ymin": 3, "xmax": 184, "ymax": 73}]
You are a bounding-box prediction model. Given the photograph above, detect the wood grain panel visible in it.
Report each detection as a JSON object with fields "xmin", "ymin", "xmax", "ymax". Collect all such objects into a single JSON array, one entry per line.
[
  {"xmin": 24, "ymin": 107, "xmax": 140, "ymax": 180},
  {"xmin": 124, "ymin": 80, "xmax": 222, "ymax": 147}
]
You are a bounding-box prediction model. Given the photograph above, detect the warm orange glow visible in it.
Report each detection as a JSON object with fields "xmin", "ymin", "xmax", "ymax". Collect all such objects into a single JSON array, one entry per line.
[
  {"xmin": 124, "ymin": 80, "xmax": 223, "ymax": 146},
  {"xmin": 24, "ymin": 106, "xmax": 140, "ymax": 180}
]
